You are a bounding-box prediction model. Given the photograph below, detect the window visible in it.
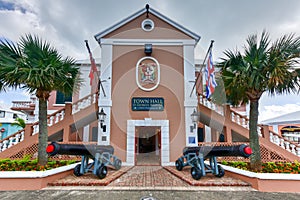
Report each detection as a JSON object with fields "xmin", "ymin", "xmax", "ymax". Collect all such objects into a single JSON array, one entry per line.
[
  {"xmin": 55, "ymin": 91, "xmax": 72, "ymax": 104},
  {"xmin": 13, "ymin": 114, "xmax": 18, "ymax": 119},
  {"xmin": 141, "ymin": 19, "xmax": 154, "ymax": 32},
  {"xmin": 0, "ymin": 110, "xmax": 5, "ymax": 118}
]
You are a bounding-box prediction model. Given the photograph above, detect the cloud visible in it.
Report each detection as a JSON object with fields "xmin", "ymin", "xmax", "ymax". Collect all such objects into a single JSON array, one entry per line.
[
  {"xmin": 1, "ymin": 0, "xmax": 300, "ymax": 107},
  {"xmin": 259, "ymin": 103, "xmax": 300, "ymax": 122}
]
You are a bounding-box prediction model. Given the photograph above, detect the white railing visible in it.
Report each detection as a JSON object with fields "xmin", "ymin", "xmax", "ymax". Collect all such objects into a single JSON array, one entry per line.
[
  {"xmin": 0, "ymin": 131, "xmax": 24, "ymax": 152},
  {"xmin": 198, "ymin": 93, "xmax": 300, "ymax": 157},
  {"xmin": 11, "ymin": 101, "xmax": 35, "ymax": 108},
  {"xmin": 269, "ymin": 131, "xmax": 300, "ymax": 156},
  {"xmin": 47, "ymin": 110, "xmax": 65, "ymax": 126},
  {"xmin": 230, "ymin": 111, "xmax": 250, "ymax": 129},
  {"xmin": 72, "ymin": 93, "xmax": 97, "ymax": 114},
  {"xmin": 198, "ymin": 94, "xmax": 224, "ymax": 116},
  {"xmin": 0, "ymin": 92, "xmax": 98, "ymax": 153}
]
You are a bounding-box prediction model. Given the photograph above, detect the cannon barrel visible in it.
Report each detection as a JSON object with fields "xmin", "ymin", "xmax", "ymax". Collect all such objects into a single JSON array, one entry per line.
[
  {"xmin": 183, "ymin": 144, "xmax": 252, "ymax": 158},
  {"xmin": 46, "ymin": 142, "xmax": 114, "ymax": 156}
]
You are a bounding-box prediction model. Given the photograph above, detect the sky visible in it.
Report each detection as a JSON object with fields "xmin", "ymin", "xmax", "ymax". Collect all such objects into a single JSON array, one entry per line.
[{"xmin": 0, "ymin": 0, "xmax": 300, "ymax": 122}]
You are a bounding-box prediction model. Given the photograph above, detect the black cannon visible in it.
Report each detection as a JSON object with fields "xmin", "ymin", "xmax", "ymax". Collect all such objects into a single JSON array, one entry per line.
[
  {"xmin": 46, "ymin": 142, "xmax": 122, "ymax": 179},
  {"xmin": 175, "ymin": 144, "xmax": 252, "ymax": 180}
]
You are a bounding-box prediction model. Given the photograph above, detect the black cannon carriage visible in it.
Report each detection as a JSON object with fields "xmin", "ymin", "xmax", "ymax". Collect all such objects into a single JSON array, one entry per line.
[
  {"xmin": 46, "ymin": 142, "xmax": 122, "ymax": 179},
  {"xmin": 175, "ymin": 144, "xmax": 252, "ymax": 180}
]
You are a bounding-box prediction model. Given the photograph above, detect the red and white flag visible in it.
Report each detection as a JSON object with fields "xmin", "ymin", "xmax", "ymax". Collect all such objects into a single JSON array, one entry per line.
[
  {"xmin": 205, "ymin": 50, "xmax": 217, "ymax": 99},
  {"xmin": 88, "ymin": 51, "xmax": 97, "ymax": 86}
]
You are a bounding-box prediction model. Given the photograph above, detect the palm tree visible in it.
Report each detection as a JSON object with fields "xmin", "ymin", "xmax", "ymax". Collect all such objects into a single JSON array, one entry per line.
[
  {"xmin": 0, "ymin": 34, "xmax": 81, "ymax": 165},
  {"xmin": 217, "ymin": 31, "xmax": 300, "ymax": 171},
  {"xmin": 11, "ymin": 117, "xmax": 26, "ymax": 129}
]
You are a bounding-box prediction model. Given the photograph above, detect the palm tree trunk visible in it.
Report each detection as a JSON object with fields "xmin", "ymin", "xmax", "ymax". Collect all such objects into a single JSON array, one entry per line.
[
  {"xmin": 249, "ymin": 99, "xmax": 262, "ymax": 171},
  {"xmin": 37, "ymin": 98, "xmax": 48, "ymax": 166}
]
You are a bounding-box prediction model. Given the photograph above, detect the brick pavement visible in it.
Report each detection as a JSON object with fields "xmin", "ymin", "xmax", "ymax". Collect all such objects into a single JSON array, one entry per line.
[
  {"xmin": 48, "ymin": 165, "xmax": 251, "ymax": 189},
  {"xmin": 164, "ymin": 166, "xmax": 251, "ymax": 187},
  {"xmin": 109, "ymin": 166, "xmax": 189, "ymax": 187},
  {"xmin": 48, "ymin": 166, "xmax": 132, "ymax": 186}
]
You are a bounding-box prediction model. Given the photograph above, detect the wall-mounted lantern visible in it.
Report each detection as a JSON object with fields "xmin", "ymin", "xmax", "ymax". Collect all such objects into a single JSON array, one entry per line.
[
  {"xmin": 144, "ymin": 44, "xmax": 152, "ymax": 56},
  {"xmin": 190, "ymin": 109, "xmax": 199, "ymax": 132},
  {"xmin": 98, "ymin": 108, "xmax": 107, "ymax": 132}
]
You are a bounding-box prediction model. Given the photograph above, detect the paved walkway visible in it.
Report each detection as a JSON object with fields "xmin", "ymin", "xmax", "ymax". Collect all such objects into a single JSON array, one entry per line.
[
  {"xmin": 109, "ymin": 166, "xmax": 189, "ymax": 187},
  {"xmin": 2, "ymin": 166, "xmax": 300, "ymax": 199},
  {"xmin": 48, "ymin": 166, "xmax": 252, "ymax": 190}
]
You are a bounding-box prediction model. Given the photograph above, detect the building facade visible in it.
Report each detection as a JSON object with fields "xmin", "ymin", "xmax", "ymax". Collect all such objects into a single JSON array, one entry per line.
[
  {"xmin": 0, "ymin": 105, "xmax": 26, "ymax": 140},
  {"xmin": 93, "ymin": 6, "xmax": 201, "ymax": 166}
]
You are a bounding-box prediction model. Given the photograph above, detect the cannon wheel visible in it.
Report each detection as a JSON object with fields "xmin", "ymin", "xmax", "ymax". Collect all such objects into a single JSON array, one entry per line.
[
  {"xmin": 175, "ymin": 159, "xmax": 184, "ymax": 171},
  {"xmin": 191, "ymin": 167, "xmax": 202, "ymax": 180},
  {"xmin": 96, "ymin": 164, "xmax": 108, "ymax": 179},
  {"xmin": 73, "ymin": 164, "xmax": 83, "ymax": 176},
  {"xmin": 215, "ymin": 165, "xmax": 225, "ymax": 178},
  {"xmin": 114, "ymin": 159, "xmax": 122, "ymax": 170}
]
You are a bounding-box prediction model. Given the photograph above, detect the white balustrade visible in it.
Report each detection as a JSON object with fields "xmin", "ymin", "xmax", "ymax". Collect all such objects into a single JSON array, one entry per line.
[
  {"xmin": 290, "ymin": 144, "xmax": 296, "ymax": 155},
  {"xmin": 199, "ymin": 95, "xmax": 203, "ymax": 104},
  {"xmin": 231, "ymin": 113, "xmax": 235, "ymax": 122},
  {"xmin": 55, "ymin": 113, "xmax": 60, "ymax": 123},
  {"xmin": 284, "ymin": 141, "xmax": 291, "ymax": 152},
  {"xmin": 280, "ymin": 138, "xmax": 285, "ymax": 148},
  {"xmin": 204, "ymin": 99, "xmax": 209, "ymax": 107},
  {"xmin": 236, "ymin": 115, "xmax": 240, "ymax": 125},
  {"xmin": 20, "ymin": 131, "xmax": 25, "ymax": 142},
  {"xmin": 2, "ymin": 140, "xmax": 9, "ymax": 151},
  {"xmin": 0, "ymin": 93, "xmax": 97, "ymax": 153},
  {"xmin": 210, "ymin": 102, "xmax": 214, "ymax": 110},
  {"xmin": 257, "ymin": 127, "xmax": 262, "ymax": 137},
  {"xmin": 93, "ymin": 94, "xmax": 97, "ymax": 103},
  {"xmin": 296, "ymin": 147, "xmax": 300, "ymax": 156},
  {"xmin": 87, "ymin": 98, "xmax": 91, "ymax": 106},
  {"xmin": 8, "ymin": 137, "xmax": 14, "ymax": 148},
  {"xmin": 48, "ymin": 116, "xmax": 54, "ymax": 126},
  {"xmin": 60, "ymin": 110, "xmax": 65, "ymax": 121},
  {"xmin": 273, "ymin": 135, "xmax": 279, "ymax": 145},
  {"xmin": 198, "ymin": 93, "xmax": 300, "ymax": 157},
  {"xmin": 32, "ymin": 124, "xmax": 39, "ymax": 135},
  {"xmin": 14, "ymin": 133, "xmax": 21, "ymax": 145}
]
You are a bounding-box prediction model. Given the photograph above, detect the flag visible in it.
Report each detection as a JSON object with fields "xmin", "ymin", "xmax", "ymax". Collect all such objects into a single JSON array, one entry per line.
[
  {"xmin": 205, "ymin": 50, "xmax": 217, "ymax": 99},
  {"xmin": 88, "ymin": 51, "xmax": 97, "ymax": 86}
]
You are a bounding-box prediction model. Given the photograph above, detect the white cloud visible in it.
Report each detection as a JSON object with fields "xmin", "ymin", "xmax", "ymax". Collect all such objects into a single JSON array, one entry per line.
[
  {"xmin": 1, "ymin": 0, "xmax": 300, "ymax": 107},
  {"xmin": 259, "ymin": 104, "xmax": 300, "ymax": 122}
]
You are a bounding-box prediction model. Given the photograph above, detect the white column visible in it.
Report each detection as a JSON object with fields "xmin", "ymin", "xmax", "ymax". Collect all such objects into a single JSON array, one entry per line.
[
  {"xmin": 183, "ymin": 42, "xmax": 198, "ymax": 146},
  {"xmin": 98, "ymin": 43, "xmax": 113, "ymax": 145},
  {"xmin": 205, "ymin": 126, "xmax": 212, "ymax": 142},
  {"xmin": 82, "ymin": 125, "xmax": 90, "ymax": 142},
  {"xmin": 126, "ymin": 120, "xmax": 136, "ymax": 166}
]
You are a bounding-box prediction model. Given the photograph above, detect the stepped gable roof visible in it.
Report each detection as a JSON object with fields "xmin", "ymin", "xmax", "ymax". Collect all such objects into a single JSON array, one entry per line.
[
  {"xmin": 261, "ymin": 110, "xmax": 300, "ymax": 125},
  {"xmin": 94, "ymin": 5, "xmax": 201, "ymax": 43}
]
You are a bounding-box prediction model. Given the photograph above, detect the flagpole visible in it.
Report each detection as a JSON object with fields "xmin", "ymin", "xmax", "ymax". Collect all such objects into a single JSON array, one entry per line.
[
  {"xmin": 189, "ymin": 40, "xmax": 214, "ymax": 97},
  {"xmin": 84, "ymin": 40, "xmax": 91, "ymax": 54},
  {"xmin": 84, "ymin": 40, "xmax": 106, "ymax": 97}
]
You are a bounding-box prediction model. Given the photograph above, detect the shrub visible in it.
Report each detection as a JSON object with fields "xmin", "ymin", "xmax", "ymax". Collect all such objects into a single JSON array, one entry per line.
[
  {"xmin": 221, "ymin": 161, "xmax": 300, "ymax": 173},
  {"xmin": 0, "ymin": 157, "xmax": 76, "ymax": 171}
]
